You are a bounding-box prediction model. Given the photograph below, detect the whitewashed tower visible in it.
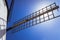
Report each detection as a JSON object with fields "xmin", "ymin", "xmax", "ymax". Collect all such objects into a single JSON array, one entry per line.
[{"xmin": 0, "ymin": 0, "xmax": 7, "ymax": 40}]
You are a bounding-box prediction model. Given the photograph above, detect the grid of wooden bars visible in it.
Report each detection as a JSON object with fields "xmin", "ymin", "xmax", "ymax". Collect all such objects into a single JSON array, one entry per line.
[{"xmin": 7, "ymin": 2, "xmax": 60, "ymax": 33}]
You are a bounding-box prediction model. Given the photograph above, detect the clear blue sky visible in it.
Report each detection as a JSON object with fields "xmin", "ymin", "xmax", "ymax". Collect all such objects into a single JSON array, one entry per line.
[{"xmin": 7, "ymin": 0, "xmax": 60, "ymax": 40}]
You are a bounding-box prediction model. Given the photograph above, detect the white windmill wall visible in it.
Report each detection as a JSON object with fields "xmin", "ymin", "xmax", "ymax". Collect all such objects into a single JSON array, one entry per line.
[{"xmin": 0, "ymin": 0, "xmax": 7, "ymax": 40}]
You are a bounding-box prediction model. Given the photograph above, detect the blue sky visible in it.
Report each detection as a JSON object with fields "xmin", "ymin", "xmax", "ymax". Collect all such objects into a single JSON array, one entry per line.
[{"xmin": 7, "ymin": 0, "xmax": 60, "ymax": 40}]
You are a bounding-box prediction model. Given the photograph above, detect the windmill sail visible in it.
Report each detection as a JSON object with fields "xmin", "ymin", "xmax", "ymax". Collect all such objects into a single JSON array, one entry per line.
[{"xmin": 7, "ymin": 3, "xmax": 60, "ymax": 33}]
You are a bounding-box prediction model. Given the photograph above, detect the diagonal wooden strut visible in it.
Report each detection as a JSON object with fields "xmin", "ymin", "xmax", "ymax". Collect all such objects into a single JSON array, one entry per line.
[{"xmin": 7, "ymin": 0, "xmax": 15, "ymax": 22}]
